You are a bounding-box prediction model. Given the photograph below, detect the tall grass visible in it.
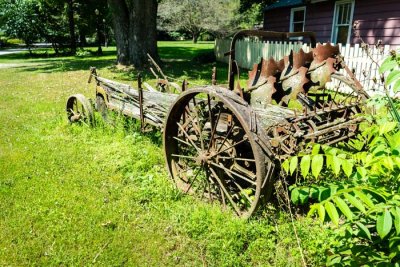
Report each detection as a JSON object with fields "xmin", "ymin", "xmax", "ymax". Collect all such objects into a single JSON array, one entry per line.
[{"xmin": 0, "ymin": 43, "xmax": 332, "ymax": 266}]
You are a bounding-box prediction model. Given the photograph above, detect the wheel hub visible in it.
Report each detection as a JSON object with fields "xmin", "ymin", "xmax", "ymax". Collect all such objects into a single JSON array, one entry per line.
[{"xmin": 196, "ymin": 151, "xmax": 209, "ymax": 165}]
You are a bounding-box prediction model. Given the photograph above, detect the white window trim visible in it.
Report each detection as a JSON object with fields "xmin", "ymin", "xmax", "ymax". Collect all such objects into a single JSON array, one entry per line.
[
  {"xmin": 290, "ymin": 6, "xmax": 306, "ymax": 33},
  {"xmin": 331, "ymin": 0, "xmax": 355, "ymax": 44}
]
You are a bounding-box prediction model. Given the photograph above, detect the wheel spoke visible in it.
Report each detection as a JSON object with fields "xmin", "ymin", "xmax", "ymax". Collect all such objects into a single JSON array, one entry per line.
[
  {"xmin": 217, "ymin": 156, "xmax": 256, "ymax": 162},
  {"xmin": 210, "ymin": 162, "xmax": 256, "ymax": 185},
  {"xmin": 209, "ymin": 167, "xmax": 241, "ymax": 215},
  {"xmin": 207, "ymin": 106, "xmax": 222, "ymax": 152},
  {"xmin": 171, "ymin": 154, "xmax": 197, "ymax": 161},
  {"xmin": 185, "ymin": 106, "xmax": 205, "ymax": 150},
  {"xmin": 185, "ymin": 168, "xmax": 202, "ymax": 193},
  {"xmin": 220, "ymin": 186, "xmax": 227, "ymax": 209},
  {"xmin": 232, "ymin": 180, "xmax": 253, "ymax": 205},
  {"xmin": 192, "ymin": 105, "xmax": 206, "ymax": 151},
  {"xmin": 213, "ymin": 138, "xmax": 247, "ymax": 158},
  {"xmin": 215, "ymin": 164, "xmax": 253, "ymax": 206},
  {"xmin": 217, "ymin": 121, "xmax": 235, "ymax": 152},
  {"xmin": 173, "ymin": 136, "xmax": 192, "ymax": 148},
  {"xmin": 177, "ymin": 122, "xmax": 201, "ymax": 152}
]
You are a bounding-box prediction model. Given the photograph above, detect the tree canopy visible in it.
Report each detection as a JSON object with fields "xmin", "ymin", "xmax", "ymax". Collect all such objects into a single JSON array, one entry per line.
[
  {"xmin": 0, "ymin": 0, "xmax": 109, "ymax": 54},
  {"xmin": 158, "ymin": 0, "xmax": 240, "ymax": 43}
]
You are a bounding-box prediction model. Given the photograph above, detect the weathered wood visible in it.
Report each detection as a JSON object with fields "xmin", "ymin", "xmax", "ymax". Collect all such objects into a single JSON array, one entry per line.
[
  {"xmin": 95, "ymin": 76, "xmax": 178, "ymax": 126},
  {"xmin": 95, "ymin": 76, "xmax": 294, "ymax": 130},
  {"xmin": 253, "ymin": 105, "xmax": 294, "ymax": 128}
]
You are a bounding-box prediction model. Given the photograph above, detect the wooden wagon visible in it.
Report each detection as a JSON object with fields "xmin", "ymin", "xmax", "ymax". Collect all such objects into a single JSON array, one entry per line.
[{"xmin": 66, "ymin": 30, "xmax": 369, "ymax": 218}]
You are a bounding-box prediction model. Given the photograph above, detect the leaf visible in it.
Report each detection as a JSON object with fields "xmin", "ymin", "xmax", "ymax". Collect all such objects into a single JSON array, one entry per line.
[
  {"xmin": 343, "ymin": 193, "xmax": 365, "ymax": 213},
  {"xmin": 300, "ymin": 155, "xmax": 311, "ymax": 178},
  {"xmin": 393, "ymin": 207, "xmax": 400, "ymax": 235},
  {"xmin": 393, "ymin": 79, "xmax": 400, "ymax": 93},
  {"xmin": 354, "ymin": 190, "xmax": 374, "ymax": 208},
  {"xmin": 326, "ymin": 255, "xmax": 341, "ymax": 266},
  {"xmin": 341, "ymin": 159, "xmax": 353, "ymax": 178},
  {"xmin": 291, "ymin": 187, "xmax": 300, "ymax": 204},
  {"xmin": 289, "ymin": 156, "xmax": 298, "ymax": 175},
  {"xmin": 312, "ymin": 144, "xmax": 321, "ymax": 155},
  {"xmin": 383, "ymin": 156, "xmax": 394, "ymax": 171},
  {"xmin": 309, "ymin": 187, "xmax": 319, "ymax": 199},
  {"xmin": 379, "ymin": 121, "xmax": 397, "ymax": 135},
  {"xmin": 311, "ymin": 154, "xmax": 324, "ymax": 179},
  {"xmin": 318, "ymin": 203, "xmax": 325, "ymax": 223},
  {"xmin": 333, "ymin": 197, "xmax": 353, "ymax": 220},
  {"xmin": 389, "ymin": 237, "xmax": 400, "ymax": 249},
  {"xmin": 325, "ymin": 201, "xmax": 339, "ymax": 226},
  {"xmin": 355, "ymin": 222, "xmax": 371, "ymax": 240},
  {"xmin": 376, "ymin": 209, "xmax": 393, "ymax": 239},
  {"xmin": 331, "ymin": 156, "xmax": 341, "ymax": 176},
  {"xmin": 318, "ymin": 187, "xmax": 331, "ymax": 202},
  {"xmin": 386, "ymin": 69, "xmax": 400, "ymax": 86},
  {"xmin": 282, "ymin": 159, "xmax": 289, "ymax": 173},
  {"xmin": 298, "ymin": 189, "xmax": 309, "ymax": 204},
  {"xmin": 379, "ymin": 57, "xmax": 397, "ymax": 73},
  {"xmin": 356, "ymin": 167, "xmax": 367, "ymax": 180},
  {"xmin": 308, "ymin": 204, "xmax": 318, "ymax": 217}
]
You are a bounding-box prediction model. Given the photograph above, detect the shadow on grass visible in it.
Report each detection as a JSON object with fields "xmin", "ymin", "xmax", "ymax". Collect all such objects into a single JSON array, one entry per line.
[
  {"xmin": 2, "ymin": 44, "xmax": 241, "ymax": 85},
  {"xmin": 18, "ymin": 58, "xmax": 115, "ymax": 73}
]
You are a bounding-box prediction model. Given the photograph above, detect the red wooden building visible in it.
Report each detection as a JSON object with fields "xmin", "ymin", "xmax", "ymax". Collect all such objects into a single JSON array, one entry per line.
[{"xmin": 263, "ymin": 0, "xmax": 400, "ymax": 47}]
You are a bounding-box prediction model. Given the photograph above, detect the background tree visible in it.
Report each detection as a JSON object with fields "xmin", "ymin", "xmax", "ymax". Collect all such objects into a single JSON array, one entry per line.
[
  {"xmin": 66, "ymin": 0, "xmax": 76, "ymax": 54},
  {"xmin": 74, "ymin": 0, "xmax": 110, "ymax": 52},
  {"xmin": 158, "ymin": 0, "xmax": 239, "ymax": 43},
  {"xmin": 0, "ymin": 0, "xmax": 110, "ymax": 55},
  {"xmin": 107, "ymin": 0, "xmax": 159, "ymax": 68},
  {"xmin": 236, "ymin": 0, "xmax": 276, "ymax": 29},
  {"xmin": 0, "ymin": 0, "xmax": 44, "ymax": 53}
]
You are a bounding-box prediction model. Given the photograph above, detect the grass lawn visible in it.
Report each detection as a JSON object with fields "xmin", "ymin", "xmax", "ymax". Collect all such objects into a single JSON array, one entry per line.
[{"xmin": 0, "ymin": 42, "xmax": 332, "ymax": 266}]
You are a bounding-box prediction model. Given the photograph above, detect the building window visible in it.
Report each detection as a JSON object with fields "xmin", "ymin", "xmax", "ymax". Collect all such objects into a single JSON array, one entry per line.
[
  {"xmin": 290, "ymin": 7, "xmax": 306, "ymax": 32},
  {"xmin": 332, "ymin": 0, "xmax": 355, "ymax": 44}
]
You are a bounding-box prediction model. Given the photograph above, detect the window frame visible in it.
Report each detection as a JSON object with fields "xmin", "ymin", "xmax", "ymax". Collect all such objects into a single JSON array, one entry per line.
[
  {"xmin": 289, "ymin": 6, "xmax": 306, "ymax": 33},
  {"xmin": 331, "ymin": 0, "xmax": 355, "ymax": 44}
]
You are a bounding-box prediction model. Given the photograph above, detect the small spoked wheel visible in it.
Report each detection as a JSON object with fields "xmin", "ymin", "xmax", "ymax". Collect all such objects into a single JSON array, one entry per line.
[
  {"xmin": 164, "ymin": 86, "xmax": 275, "ymax": 218},
  {"xmin": 66, "ymin": 94, "xmax": 94, "ymax": 125}
]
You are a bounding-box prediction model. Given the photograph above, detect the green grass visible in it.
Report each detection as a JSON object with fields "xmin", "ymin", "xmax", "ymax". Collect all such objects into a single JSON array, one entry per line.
[{"xmin": 0, "ymin": 42, "xmax": 333, "ymax": 266}]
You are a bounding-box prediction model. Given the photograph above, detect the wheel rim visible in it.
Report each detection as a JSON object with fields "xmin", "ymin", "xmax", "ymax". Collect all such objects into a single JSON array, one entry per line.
[
  {"xmin": 164, "ymin": 86, "xmax": 274, "ymax": 218},
  {"xmin": 66, "ymin": 94, "xmax": 93, "ymax": 125}
]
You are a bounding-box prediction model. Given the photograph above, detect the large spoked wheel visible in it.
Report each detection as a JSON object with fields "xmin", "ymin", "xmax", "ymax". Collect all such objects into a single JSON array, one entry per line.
[
  {"xmin": 164, "ymin": 86, "xmax": 275, "ymax": 218},
  {"xmin": 66, "ymin": 94, "xmax": 94, "ymax": 125}
]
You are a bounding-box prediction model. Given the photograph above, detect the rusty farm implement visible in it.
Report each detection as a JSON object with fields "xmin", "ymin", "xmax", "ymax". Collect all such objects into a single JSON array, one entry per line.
[{"xmin": 66, "ymin": 30, "xmax": 370, "ymax": 218}]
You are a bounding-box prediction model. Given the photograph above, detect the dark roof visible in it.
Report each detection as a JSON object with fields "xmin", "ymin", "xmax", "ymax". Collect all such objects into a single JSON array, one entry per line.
[{"xmin": 264, "ymin": 0, "xmax": 305, "ymax": 11}]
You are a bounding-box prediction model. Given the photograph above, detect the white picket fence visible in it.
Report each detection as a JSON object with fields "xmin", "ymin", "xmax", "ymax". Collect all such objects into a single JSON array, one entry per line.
[{"xmin": 215, "ymin": 38, "xmax": 392, "ymax": 93}]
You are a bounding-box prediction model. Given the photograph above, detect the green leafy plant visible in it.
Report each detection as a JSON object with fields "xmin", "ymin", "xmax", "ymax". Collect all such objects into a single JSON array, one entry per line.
[
  {"xmin": 283, "ymin": 117, "xmax": 400, "ymax": 265},
  {"xmin": 379, "ymin": 49, "xmax": 400, "ymax": 125}
]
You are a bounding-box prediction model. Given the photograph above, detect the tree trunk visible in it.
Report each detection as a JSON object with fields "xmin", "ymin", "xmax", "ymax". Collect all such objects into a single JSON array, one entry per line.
[
  {"xmin": 108, "ymin": 0, "xmax": 130, "ymax": 65},
  {"xmin": 78, "ymin": 30, "xmax": 87, "ymax": 47},
  {"xmin": 108, "ymin": 0, "xmax": 159, "ymax": 68},
  {"xmin": 67, "ymin": 0, "xmax": 76, "ymax": 55},
  {"xmin": 192, "ymin": 33, "xmax": 199, "ymax": 43}
]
